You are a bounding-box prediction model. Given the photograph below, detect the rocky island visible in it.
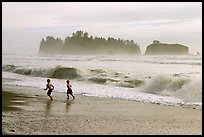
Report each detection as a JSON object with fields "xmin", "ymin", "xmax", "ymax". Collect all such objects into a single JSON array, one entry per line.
[
  {"xmin": 38, "ymin": 30, "xmax": 141, "ymax": 55},
  {"xmin": 145, "ymin": 40, "xmax": 189, "ymax": 55}
]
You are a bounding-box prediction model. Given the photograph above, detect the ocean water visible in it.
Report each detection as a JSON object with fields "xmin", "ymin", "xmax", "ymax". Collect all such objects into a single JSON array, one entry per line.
[{"xmin": 2, "ymin": 53, "xmax": 202, "ymax": 109}]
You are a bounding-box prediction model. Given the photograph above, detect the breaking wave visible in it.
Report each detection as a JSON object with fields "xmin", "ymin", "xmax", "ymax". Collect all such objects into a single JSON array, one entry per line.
[
  {"xmin": 2, "ymin": 65, "xmax": 81, "ymax": 79},
  {"xmin": 2, "ymin": 64, "xmax": 145, "ymax": 88},
  {"xmin": 140, "ymin": 75, "xmax": 202, "ymax": 103},
  {"xmin": 2, "ymin": 64, "xmax": 202, "ymax": 104}
]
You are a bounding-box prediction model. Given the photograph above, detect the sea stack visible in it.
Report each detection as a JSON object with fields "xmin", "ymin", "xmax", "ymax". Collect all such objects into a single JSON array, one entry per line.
[{"xmin": 145, "ymin": 40, "xmax": 189, "ymax": 55}]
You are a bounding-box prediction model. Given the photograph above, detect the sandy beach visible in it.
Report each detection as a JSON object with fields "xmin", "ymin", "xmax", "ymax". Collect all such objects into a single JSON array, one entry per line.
[{"xmin": 2, "ymin": 79, "xmax": 202, "ymax": 135}]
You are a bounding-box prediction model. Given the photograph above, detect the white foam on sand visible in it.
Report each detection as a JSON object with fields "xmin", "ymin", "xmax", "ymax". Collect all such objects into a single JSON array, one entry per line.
[{"xmin": 4, "ymin": 71, "xmax": 201, "ymax": 110}]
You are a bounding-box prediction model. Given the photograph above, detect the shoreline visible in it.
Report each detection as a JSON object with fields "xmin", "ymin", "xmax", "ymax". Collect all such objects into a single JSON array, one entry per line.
[{"xmin": 2, "ymin": 81, "xmax": 202, "ymax": 135}]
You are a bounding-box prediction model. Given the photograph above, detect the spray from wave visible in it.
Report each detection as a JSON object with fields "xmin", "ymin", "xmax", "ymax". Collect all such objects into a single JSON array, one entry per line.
[{"xmin": 140, "ymin": 75, "xmax": 202, "ymax": 103}]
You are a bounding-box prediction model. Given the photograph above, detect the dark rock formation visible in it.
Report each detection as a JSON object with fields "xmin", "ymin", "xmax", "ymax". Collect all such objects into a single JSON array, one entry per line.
[{"xmin": 145, "ymin": 40, "xmax": 189, "ymax": 55}]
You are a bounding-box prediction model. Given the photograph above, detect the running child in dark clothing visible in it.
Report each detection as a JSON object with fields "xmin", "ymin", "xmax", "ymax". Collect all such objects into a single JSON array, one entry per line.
[
  {"xmin": 44, "ymin": 79, "xmax": 54, "ymax": 100},
  {"xmin": 66, "ymin": 80, "xmax": 75, "ymax": 100}
]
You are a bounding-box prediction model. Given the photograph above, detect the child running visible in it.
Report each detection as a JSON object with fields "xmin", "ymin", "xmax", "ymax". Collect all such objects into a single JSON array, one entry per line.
[
  {"xmin": 66, "ymin": 80, "xmax": 75, "ymax": 100},
  {"xmin": 44, "ymin": 79, "xmax": 54, "ymax": 100}
]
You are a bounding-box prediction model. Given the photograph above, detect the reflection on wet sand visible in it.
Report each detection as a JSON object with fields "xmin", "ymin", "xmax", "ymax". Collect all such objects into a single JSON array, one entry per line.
[
  {"xmin": 65, "ymin": 99, "xmax": 74, "ymax": 112},
  {"xmin": 44, "ymin": 97, "xmax": 74, "ymax": 116},
  {"xmin": 2, "ymin": 91, "xmax": 30, "ymax": 112},
  {"xmin": 45, "ymin": 99, "xmax": 53, "ymax": 116}
]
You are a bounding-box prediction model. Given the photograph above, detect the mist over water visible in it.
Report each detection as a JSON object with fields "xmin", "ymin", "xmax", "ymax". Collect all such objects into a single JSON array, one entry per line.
[{"xmin": 2, "ymin": 54, "xmax": 202, "ymax": 109}]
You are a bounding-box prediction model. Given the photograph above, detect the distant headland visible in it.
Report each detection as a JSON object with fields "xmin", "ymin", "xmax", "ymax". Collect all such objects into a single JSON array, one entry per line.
[{"xmin": 38, "ymin": 31, "xmax": 190, "ymax": 55}]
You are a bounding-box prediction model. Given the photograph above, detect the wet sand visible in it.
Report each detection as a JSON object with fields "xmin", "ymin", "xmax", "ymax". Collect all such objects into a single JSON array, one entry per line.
[{"xmin": 2, "ymin": 81, "xmax": 202, "ymax": 135}]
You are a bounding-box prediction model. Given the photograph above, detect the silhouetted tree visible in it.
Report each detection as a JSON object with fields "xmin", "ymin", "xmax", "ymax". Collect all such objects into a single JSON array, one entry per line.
[{"xmin": 39, "ymin": 30, "xmax": 141, "ymax": 55}]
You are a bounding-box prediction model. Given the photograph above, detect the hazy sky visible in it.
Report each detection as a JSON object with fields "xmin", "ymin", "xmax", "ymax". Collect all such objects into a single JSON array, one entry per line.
[{"xmin": 2, "ymin": 2, "xmax": 202, "ymax": 55}]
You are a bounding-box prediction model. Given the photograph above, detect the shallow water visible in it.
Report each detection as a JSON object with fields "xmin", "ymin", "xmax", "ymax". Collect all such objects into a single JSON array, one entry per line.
[{"xmin": 2, "ymin": 54, "xmax": 202, "ymax": 109}]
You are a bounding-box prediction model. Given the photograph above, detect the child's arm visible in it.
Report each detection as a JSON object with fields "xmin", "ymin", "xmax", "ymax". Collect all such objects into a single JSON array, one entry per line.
[
  {"xmin": 51, "ymin": 84, "xmax": 54, "ymax": 89},
  {"xmin": 44, "ymin": 84, "xmax": 48, "ymax": 90}
]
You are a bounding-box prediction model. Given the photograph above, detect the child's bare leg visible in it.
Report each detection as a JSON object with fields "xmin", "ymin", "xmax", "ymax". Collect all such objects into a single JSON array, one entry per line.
[
  {"xmin": 71, "ymin": 94, "xmax": 75, "ymax": 99},
  {"xmin": 67, "ymin": 94, "xmax": 69, "ymax": 100},
  {"xmin": 49, "ymin": 95, "xmax": 53, "ymax": 100}
]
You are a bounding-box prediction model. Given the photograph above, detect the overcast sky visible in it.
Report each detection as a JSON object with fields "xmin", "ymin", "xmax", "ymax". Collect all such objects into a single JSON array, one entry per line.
[{"xmin": 2, "ymin": 2, "xmax": 202, "ymax": 55}]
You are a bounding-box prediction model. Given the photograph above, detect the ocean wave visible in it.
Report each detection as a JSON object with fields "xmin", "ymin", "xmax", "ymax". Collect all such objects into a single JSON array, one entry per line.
[
  {"xmin": 86, "ymin": 68, "xmax": 145, "ymax": 88},
  {"xmin": 149, "ymin": 61, "xmax": 202, "ymax": 65},
  {"xmin": 87, "ymin": 75, "xmax": 145, "ymax": 89},
  {"xmin": 2, "ymin": 64, "xmax": 202, "ymax": 104},
  {"xmin": 99, "ymin": 56, "xmax": 202, "ymax": 66},
  {"xmin": 2, "ymin": 64, "xmax": 18, "ymax": 71},
  {"xmin": 141, "ymin": 75, "xmax": 190, "ymax": 94},
  {"xmin": 88, "ymin": 76, "xmax": 107, "ymax": 84},
  {"xmin": 89, "ymin": 69, "xmax": 107, "ymax": 75},
  {"xmin": 140, "ymin": 75, "xmax": 202, "ymax": 103},
  {"xmin": 2, "ymin": 64, "xmax": 81, "ymax": 79},
  {"xmin": 2, "ymin": 64, "xmax": 147, "ymax": 89}
]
